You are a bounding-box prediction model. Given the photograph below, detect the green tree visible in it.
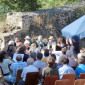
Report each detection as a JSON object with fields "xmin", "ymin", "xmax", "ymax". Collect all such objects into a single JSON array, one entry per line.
[{"xmin": 0, "ymin": 0, "xmax": 41, "ymax": 12}]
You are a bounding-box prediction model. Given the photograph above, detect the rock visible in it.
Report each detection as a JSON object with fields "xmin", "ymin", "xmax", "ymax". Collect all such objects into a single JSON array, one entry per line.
[{"xmin": 0, "ymin": 1, "xmax": 85, "ymax": 49}]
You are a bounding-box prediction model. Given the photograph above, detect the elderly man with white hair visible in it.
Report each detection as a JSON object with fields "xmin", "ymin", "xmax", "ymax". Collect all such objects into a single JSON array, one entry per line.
[
  {"xmin": 18, "ymin": 58, "xmax": 39, "ymax": 84},
  {"xmin": 37, "ymin": 35, "xmax": 45, "ymax": 48}
]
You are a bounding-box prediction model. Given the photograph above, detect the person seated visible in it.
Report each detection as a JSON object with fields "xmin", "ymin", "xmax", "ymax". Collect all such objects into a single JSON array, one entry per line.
[
  {"xmin": 7, "ymin": 44, "xmax": 16, "ymax": 59},
  {"xmin": 24, "ymin": 36, "xmax": 31, "ymax": 46},
  {"xmin": 29, "ymin": 43, "xmax": 39, "ymax": 54},
  {"xmin": 14, "ymin": 37, "xmax": 20, "ymax": 47},
  {"xmin": 24, "ymin": 41, "xmax": 30, "ymax": 52},
  {"xmin": 4, "ymin": 55, "xmax": 27, "ymax": 84},
  {"xmin": 8, "ymin": 40, "xmax": 15, "ymax": 46},
  {"xmin": 56, "ymin": 38, "xmax": 64, "ymax": 51},
  {"xmin": 51, "ymin": 54, "xmax": 57, "ymax": 67},
  {"xmin": 56, "ymin": 47, "xmax": 67, "ymax": 66},
  {"xmin": 66, "ymin": 50, "xmax": 78, "ymax": 67},
  {"xmin": 47, "ymin": 36, "xmax": 56, "ymax": 49},
  {"xmin": 33, "ymin": 52, "xmax": 47, "ymax": 69},
  {"xmin": 75, "ymin": 55, "xmax": 85, "ymax": 79},
  {"xmin": 17, "ymin": 42, "xmax": 23, "ymax": 48},
  {"xmin": 15, "ymin": 46, "xmax": 29, "ymax": 62},
  {"xmin": 18, "ymin": 58, "xmax": 39, "ymax": 85},
  {"xmin": 41, "ymin": 57, "xmax": 59, "ymax": 84},
  {"xmin": 59, "ymin": 57, "xmax": 75, "ymax": 80},
  {"xmin": 36, "ymin": 35, "xmax": 45, "ymax": 49},
  {"xmin": 42, "ymin": 49, "xmax": 50, "ymax": 64},
  {"xmin": 0, "ymin": 51, "xmax": 12, "ymax": 76}
]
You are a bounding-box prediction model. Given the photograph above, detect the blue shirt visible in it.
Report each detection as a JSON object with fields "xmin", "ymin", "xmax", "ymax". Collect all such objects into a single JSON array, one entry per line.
[
  {"xmin": 75, "ymin": 64, "xmax": 85, "ymax": 78},
  {"xmin": 33, "ymin": 60, "xmax": 47, "ymax": 68},
  {"xmin": 10, "ymin": 61, "xmax": 27, "ymax": 82},
  {"xmin": 59, "ymin": 64, "xmax": 75, "ymax": 79}
]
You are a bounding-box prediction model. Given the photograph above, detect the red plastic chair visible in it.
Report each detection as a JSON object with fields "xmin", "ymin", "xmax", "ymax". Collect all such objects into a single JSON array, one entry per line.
[
  {"xmin": 15, "ymin": 69, "xmax": 22, "ymax": 85},
  {"xmin": 44, "ymin": 75, "xmax": 59, "ymax": 85},
  {"xmin": 74, "ymin": 79, "xmax": 85, "ymax": 85},
  {"xmin": 62, "ymin": 74, "xmax": 75, "ymax": 85},
  {"xmin": 80, "ymin": 73, "xmax": 85, "ymax": 79},
  {"xmin": 25, "ymin": 72, "xmax": 39, "ymax": 85},
  {"xmin": 54, "ymin": 79, "xmax": 71, "ymax": 85}
]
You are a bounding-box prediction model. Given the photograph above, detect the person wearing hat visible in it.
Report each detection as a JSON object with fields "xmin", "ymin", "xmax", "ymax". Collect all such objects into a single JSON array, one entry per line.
[
  {"xmin": 24, "ymin": 36, "xmax": 32, "ymax": 46},
  {"xmin": 47, "ymin": 36, "xmax": 56, "ymax": 49}
]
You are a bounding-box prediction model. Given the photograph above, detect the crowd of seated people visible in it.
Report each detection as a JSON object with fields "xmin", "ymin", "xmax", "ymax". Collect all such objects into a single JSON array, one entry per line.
[{"xmin": 0, "ymin": 35, "xmax": 85, "ymax": 85}]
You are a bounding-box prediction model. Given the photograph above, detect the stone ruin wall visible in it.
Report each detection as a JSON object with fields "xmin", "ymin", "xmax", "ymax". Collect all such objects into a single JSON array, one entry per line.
[{"xmin": 0, "ymin": 1, "xmax": 85, "ymax": 50}]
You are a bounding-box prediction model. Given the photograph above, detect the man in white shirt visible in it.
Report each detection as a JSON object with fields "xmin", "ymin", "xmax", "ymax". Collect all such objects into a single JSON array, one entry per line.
[
  {"xmin": 18, "ymin": 58, "xmax": 39, "ymax": 85},
  {"xmin": 59, "ymin": 57, "xmax": 75, "ymax": 79}
]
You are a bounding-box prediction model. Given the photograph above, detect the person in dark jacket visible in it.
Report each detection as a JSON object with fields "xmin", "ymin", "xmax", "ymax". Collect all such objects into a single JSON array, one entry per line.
[{"xmin": 17, "ymin": 46, "xmax": 29, "ymax": 62}]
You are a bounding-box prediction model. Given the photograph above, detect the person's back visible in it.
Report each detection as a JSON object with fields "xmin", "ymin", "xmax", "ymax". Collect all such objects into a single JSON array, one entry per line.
[
  {"xmin": 66, "ymin": 50, "xmax": 78, "ymax": 67},
  {"xmin": 75, "ymin": 55, "xmax": 85, "ymax": 78},
  {"xmin": 42, "ymin": 49, "xmax": 50, "ymax": 64},
  {"xmin": 34, "ymin": 60, "xmax": 46, "ymax": 69},
  {"xmin": 33, "ymin": 52, "xmax": 47, "ymax": 68},
  {"xmin": 0, "ymin": 59, "xmax": 12, "ymax": 75},
  {"xmin": 11, "ymin": 61, "xmax": 27, "ymax": 80},
  {"xmin": 4, "ymin": 55, "xmax": 27, "ymax": 83},
  {"xmin": 0, "ymin": 51, "xmax": 12, "ymax": 75},
  {"xmin": 42, "ymin": 57, "xmax": 59, "ymax": 80},
  {"xmin": 42, "ymin": 66, "xmax": 58, "ymax": 77},
  {"xmin": 59, "ymin": 57, "xmax": 75, "ymax": 79},
  {"xmin": 21, "ymin": 58, "xmax": 39, "ymax": 82},
  {"xmin": 17, "ymin": 46, "xmax": 29, "ymax": 62}
]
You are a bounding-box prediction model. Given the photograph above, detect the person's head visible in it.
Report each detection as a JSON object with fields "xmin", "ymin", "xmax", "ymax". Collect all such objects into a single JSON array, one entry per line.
[
  {"xmin": 25, "ymin": 36, "xmax": 30, "ymax": 41},
  {"xmin": 17, "ymin": 42, "xmax": 23, "ymax": 47},
  {"xmin": 47, "ymin": 57, "xmax": 55, "ymax": 67},
  {"xmin": 1, "ymin": 51, "xmax": 7, "ymax": 56},
  {"xmin": 8, "ymin": 40, "xmax": 15, "ymax": 45},
  {"xmin": 0, "ymin": 51, "xmax": 6, "ymax": 62},
  {"xmin": 51, "ymin": 54, "xmax": 56, "ymax": 60},
  {"xmin": 57, "ymin": 38, "xmax": 63, "ymax": 44},
  {"xmin": 18, "ymin": 45, "xmax": 26, "ymax": 52},
  {"xmin": 27, "ymin": 58, "xmax": 34, "ymax": 65},
  {"xmin": 78, "ymin": 55, "xmax": 85, "ymax": 64},
  {"xmin": 14, "ymin": 37, "xmax": 20, "ymax": 43},
  {"xmin": 72, "ymin": 36, "xmax": 80, "ymax": 42},
  {"xmin": 16, "ymin": 55, "xmax": 22, "ymax": 61},
  {"xmin": 38, "ymin": 35, "xmax": 42, "ymax": 41},
  {"xmin": 48, "ymin": 36, "xmax": 54, "ymax": 43},
  {"xmin": 8, "ymin": 45, "xmax": 16, "ymax": 53},
  {"xmin": 61, "ymin": 47, "xmax": 67, "ymax": 55},
  {"xmin": 77, "ymin": 53, "xmax": 83, "ymax": 59},
  {"xmin": 66, "ymin": 50, "xmax": 72, "ymax": 57},
  {"xmin": 37, "ymin": 52, "xmax": 43, "ymax": 60},
  {"xmin": 62, "ymin": 57, "xmax": 69, "ymax": 65},
  {"xmin": 24, "ymin": 41, "xmax": 30, "ymax": 48},
  {"xmin": 30, "ymin": 52, "xmax": 36, "ymax": 60},
  {"xmin": 44, "ymin": 49, "xmax": 49, "ymax": 57},
  {"xmin": 30, "ymin": 43, "xmax": 36, "ymax": 49}
]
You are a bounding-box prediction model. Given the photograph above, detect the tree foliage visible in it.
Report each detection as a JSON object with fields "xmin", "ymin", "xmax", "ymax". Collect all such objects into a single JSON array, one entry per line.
[
  {"xmin": 0, "ymin": 0, "xmax": 81, "ymax": 13},
  {"xmin": 0, "ymin": 0, "xmax": 41, "ymax": 12}
]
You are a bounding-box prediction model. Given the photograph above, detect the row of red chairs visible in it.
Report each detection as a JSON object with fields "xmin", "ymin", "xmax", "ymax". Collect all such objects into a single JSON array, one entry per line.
[
  {"xmin": 54, "ymin": 79, "xmax": 85, "ymax": 85},
  {"xmin": 44, "ymin": 73, "xmax": 85, "ymax": 85},
  {"xmin": 15, "ymin": 69, "xmax": 39, "ymax": 85},
  {"xmin": 8, "ymin": 69, "xmax": 85, "ymax": 85}
]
